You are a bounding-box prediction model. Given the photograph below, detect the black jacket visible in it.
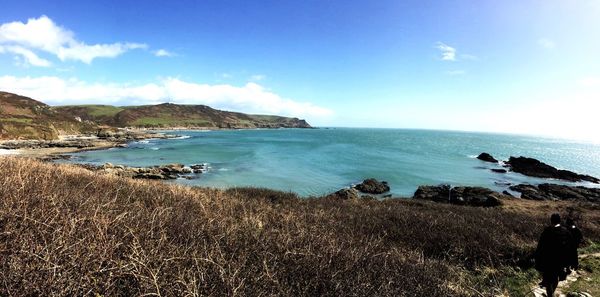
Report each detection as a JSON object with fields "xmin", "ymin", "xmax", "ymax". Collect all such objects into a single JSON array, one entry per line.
[
  {"xmin": 567, "ymin": 225, "xmax": 583, "ymax": 269},
  {"xmin": 535, "ymin": 224, "xmax": 573, "ymax": 272}
]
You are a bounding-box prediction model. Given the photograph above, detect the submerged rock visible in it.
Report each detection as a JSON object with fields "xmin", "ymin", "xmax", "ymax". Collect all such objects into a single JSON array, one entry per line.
[
  {"xmin": 477, "ymin": 152, "xmax": 498, "ymax": 163},
  {"xmin": 414, "ymin": 185, "xmax": 504, "ymax": 207},
  {"xmin": 510, "ymin": 183, "xmax": 600, "ymax": 202},
  {"xmin": 506, "ymin": 156, "xmax": 599, "ymax": 183},
  {"xmin": 491, "ymin": 169, "xmax": 507, "ymax": 174},
  {"xmin": 354, "ymin": 178, "xmax": 390, "ymax": 194}
]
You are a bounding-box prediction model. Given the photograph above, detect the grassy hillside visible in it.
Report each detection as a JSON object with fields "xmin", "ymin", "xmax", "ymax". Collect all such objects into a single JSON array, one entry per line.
[
  {"xmin": 1, "ymin": 157, "xmax": 599, "ymax": 296},
  {"xmin": 0, "ymin": 92, "xmax": 96, "ymax": 140},
  {"xmin": 1, "ymin": 91, "xmax": 311, "ymax": 140},
  {"xmin": 55, "ymin": 102, "xmax": 312, "ymax": 129}
]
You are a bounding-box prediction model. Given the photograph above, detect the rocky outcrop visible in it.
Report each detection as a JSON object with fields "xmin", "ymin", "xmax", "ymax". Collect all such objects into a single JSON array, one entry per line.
[
  {"xmin": 510, "ymin": 183, "xmax": 600, "ymax": 203},
  {"xmin": 90, "ymin": 162, "xmax": 205, "ymax": 180},
  {"xmin": 0, "ymin": 139, "xmax": 96, "ymax": 150},
  {"xmin": 96, "ymin": 129, "xmax": 175, "ymax": 141},
  {"xmin": 506, "ymin": 156, "xmax": 599, "ymax": 183},
  {"xmin": 413, "ymin": 185, "xmax": 504, "ymax": 207},
  {"xmin": 477, "ymin": 153, "xmax": 498, "ymax": 163},
  {"xmin": 326, "ymin": 188, "xmax": 361, "ymax": 200},
  {"xmin": 0, "ymin": 130, "xmax": 175, "ymax": 151},
  {"xmin": 354, "ymin": 178, "xmax": 390, "ymax": 194}
]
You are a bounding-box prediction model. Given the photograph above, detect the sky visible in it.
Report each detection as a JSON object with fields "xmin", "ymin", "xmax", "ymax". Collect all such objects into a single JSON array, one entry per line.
[{"xmin": 1, "ymin": 0, "xmax": 600, "ymax": 141}]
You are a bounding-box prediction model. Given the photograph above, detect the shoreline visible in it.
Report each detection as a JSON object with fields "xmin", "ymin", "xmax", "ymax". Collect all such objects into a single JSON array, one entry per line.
[{"xmin": 2, "ymin": 133, "xmax": 600, "ymax": 202}]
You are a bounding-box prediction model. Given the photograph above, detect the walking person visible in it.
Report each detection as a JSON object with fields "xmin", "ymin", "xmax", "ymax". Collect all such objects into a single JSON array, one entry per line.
[
  {"xmin": 535, "ymin": 213, "xmax": 573, "ymax": 297},
  {"xmin": 565, "ymin": 218, "xmax": 583, "ymax": 271}
]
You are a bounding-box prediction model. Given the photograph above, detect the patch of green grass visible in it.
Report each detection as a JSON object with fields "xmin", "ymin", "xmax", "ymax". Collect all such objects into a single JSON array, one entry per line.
[
  {"xmin": 467, "ymin": 267, "xmax": 539, "ymax": 297},
  {"xmin": 131, "ymin": 117, "xmax": 212, "ymax": 127},
  {"xmin": 54, "ymin": 105, "xmax": 124, "ymax": 117},
  {"xmin": 580, "ymin": 241, "xmax": 600, "ymax": 254},
  {"xmin": 250, "ymin": 114, "xmax": 283, "ymax": 121},
  {"xmin": 565, "ymin": 256, "xmax": 600, "ymax": 296},
  {"xmin": 0, "ymin": 117, "xmax": 33, "ymax": 123},
  {"xmin": 86, "ymin": 105, "xmax": 124, "ymax": 117}
]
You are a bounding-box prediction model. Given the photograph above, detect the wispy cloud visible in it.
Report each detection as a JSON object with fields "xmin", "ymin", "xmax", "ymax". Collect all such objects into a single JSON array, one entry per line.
[
  {"xmin": 0, "ymin": 16, "xmax": 146, "ymax": 65},
  {"xmin": 435, "ymin": 42, "xmax": 456, "ymax": 61},
  {"xmin": 153, "ymin": 49, "xmax": 175, "ymax": 57},
  {"xmin": 0, "ymin": 75, "xmax": 333, "ymax": 118},
  {"xmin": 435, "ymin": 42, "xmax": 477, "ymax": 62},
  {"xmin": 250, "ymin": 74, "xmax": 266, "ymax": 81},
  {"xmin": 446, "ymin": 70, "xmax": 466, "ymax": 76},
  {"xmin": 0, "ymin": 45, "xmax": 51, "ymax": 67},
  {"xmin": 538, "ymin": 38, "xmax": 556, "ymax": 49}
]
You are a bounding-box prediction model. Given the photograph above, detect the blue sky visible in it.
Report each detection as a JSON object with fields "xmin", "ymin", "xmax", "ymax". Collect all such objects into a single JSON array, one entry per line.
[{"xmin": 1, "ymin": 0, "xmax": 600, "ymax": 141}]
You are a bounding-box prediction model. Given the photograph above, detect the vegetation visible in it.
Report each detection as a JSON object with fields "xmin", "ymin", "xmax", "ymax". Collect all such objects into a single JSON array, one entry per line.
[
  {"xmin": 1, "ymin": 157, "xmax": 599, "ymax": 296},
  {"xmin": 54, "ymin": 102, "xmax": 311, "ymax": 129},
  {"xmin": 69, "ymin": 105, "xmax": 125, "ymax": 117},
  {"xmin": 1, "ymin": 91, "xmax": 311, "ymax": 140},
  {"xmin": 565, "ymin": 254, "xmax": 600, "ymax": 296},
  {"xmin": 0, "ymin": 92, "xmax": 96, "ymax": 140}
]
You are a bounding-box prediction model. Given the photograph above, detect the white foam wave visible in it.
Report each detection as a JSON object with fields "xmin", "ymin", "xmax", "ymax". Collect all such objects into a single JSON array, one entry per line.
[
  {"xmin": 0, "ymin": 149, "xmax": 20, "ymax": 155},
  {"xmin": 173, "ymin": 135, "xmax": 191, "ymax": 140}
]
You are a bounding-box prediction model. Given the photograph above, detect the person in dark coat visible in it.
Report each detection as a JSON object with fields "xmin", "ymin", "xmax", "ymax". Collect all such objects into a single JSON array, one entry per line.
[
  {"xmin": 565, "ymin": 218, "xmax": 583, "ymax": 270},
  {"xmin": 535, "ymin": 213, "xmax": 573, "ymax": 297}
]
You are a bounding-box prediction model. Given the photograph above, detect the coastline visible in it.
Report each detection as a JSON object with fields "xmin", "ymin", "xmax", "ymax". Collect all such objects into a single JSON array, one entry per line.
[
  {"xmin": 0, "ymin": 126, "xmax": 313, "ymax": 158},
  {"xmin": 3, "ymin": 130, "xmax": 600, "ymax": 201}
]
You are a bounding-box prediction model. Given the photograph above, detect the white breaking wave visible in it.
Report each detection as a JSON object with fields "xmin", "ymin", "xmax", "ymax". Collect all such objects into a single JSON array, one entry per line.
[{"xmin": 0, "ymin": 149, "xmax": 20, "ymax": 155}]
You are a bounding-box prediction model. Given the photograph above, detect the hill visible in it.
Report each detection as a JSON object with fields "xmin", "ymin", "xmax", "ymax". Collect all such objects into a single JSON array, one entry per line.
[
  {"xmin": 0, "ymin": 92, "xmax": 96, "ymax": 140},
  {"xmin": 54, "ymin": 103, "xmax": 311, "ymax": 129},
  {"xmin": 0, "ymin": 91, "xmax": 312, "ymax": 140}
]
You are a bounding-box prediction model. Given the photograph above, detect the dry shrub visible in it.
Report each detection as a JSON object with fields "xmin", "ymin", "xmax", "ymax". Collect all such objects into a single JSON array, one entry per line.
[{"xmin": 0, "ymin": 157, "xmax": 598, "ymax": 296}]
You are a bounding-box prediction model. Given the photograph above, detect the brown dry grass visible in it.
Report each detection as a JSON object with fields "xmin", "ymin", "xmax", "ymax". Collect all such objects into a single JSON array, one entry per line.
[{"xmin": 1, "ymin": 157, "xmax": 599, "ymax": 296}]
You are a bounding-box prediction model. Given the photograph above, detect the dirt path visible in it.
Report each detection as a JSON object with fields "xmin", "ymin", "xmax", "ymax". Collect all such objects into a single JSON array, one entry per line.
[{"xmin": 531, "ymin": 253, "xmax": 600, "ymax": 297}]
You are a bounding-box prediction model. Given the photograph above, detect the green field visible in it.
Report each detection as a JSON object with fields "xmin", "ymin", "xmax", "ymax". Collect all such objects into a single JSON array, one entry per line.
[{"xmin": 131, "ymin": 117, "xmax": 213, "ymax": 127}]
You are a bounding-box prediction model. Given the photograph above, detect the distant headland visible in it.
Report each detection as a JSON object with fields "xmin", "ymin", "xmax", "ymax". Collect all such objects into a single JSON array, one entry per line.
[{"xmin": 0, "ymin": 91, "xmax": 311, "ymax": 141}]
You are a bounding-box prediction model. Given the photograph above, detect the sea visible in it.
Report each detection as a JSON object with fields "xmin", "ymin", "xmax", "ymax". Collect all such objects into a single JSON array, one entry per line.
[{"xmin": 65, "ymin": 128, "xmax": 600, "ymax": 197}]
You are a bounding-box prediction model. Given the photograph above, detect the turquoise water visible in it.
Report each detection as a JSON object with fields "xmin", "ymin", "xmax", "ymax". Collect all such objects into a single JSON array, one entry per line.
[{"xmin": 67, "ymin": 128, "xmax": 600, "ymax": 197}]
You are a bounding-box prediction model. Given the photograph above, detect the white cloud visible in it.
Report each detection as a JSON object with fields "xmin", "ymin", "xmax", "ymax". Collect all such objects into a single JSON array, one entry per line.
[
  {"xmin": 250, "ymin": 74, "xmax": 266, "ymax": 81},
  {"xmin": 0, "ymin": 75, "xmax": 333, "ymax": 118},
  {"xmin": 153, "ymin": 49, "xmax": 174, "ymax": 57},
  {"xmin": 435, "ymin": 42, "xmax": 456, "ymax": 61},
  {"xmin": 538, "ymin": 38, "xmax": 556, "ymax": 49},
  {"xmin": 0, "ymin": 16, "xmax": 146, "ymax": 64},
  {"xmin": 0, "ymin": 45, "xmax": 51, "ymax": 67}
]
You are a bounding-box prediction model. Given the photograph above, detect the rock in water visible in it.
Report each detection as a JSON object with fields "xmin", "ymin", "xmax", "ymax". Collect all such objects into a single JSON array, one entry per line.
[
  {"xmin": 414, "ymin": 185, "xmax": 504, "ymax": 207},
  {"xmin": 491, "ymin": 169, "xmax": 507, "ymax": 173},
  {"xmin": 506, "ymin": 156, "xmax": 600, "ymax": 183},
  {"xmin": 354, "ymin": 178, "xmax": 390, "ymax": 194},
  {"xmin": 510, "ymin": 183, "xmax": 600, "ymax": 202},
  {"xmin": 326, "ymin": 188, "xmax": 361, "ymax": 200},
  {"xmin": 477, "ymin": 153, "xmax": 498, "ymax": 163}
]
